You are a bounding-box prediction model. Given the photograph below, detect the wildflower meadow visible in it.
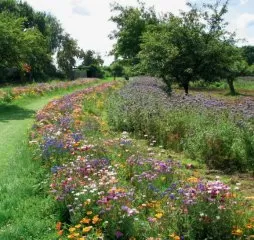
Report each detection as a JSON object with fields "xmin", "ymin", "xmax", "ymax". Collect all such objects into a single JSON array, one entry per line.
[{"xmin": 29, "ymin": 77, "xmax": 254, "ymax": 240}]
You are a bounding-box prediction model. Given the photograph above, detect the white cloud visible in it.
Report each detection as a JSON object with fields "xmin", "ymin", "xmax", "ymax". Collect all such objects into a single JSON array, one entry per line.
[
  {"xmin": 240, "ymin": 0, "xmax": 248, "ymax": 5},
  {"xmin": 24, "ymin": 0, "xmax": 254, "ymax": 64},
  {"xmin": 234, "ymin": 13, "xmax": 254, "ymax": 45},
  {"xmin": 71, "ymin": 0, "xmax": 90, "ymax": 16},
  {"xmin": 25, "ymin": 0, "xmax": 188, "ymax": 65}
]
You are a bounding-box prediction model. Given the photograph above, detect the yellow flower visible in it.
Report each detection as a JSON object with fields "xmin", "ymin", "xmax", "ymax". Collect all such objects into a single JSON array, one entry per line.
[
  {"xmin": 155, "ymin": 213, "xmax": 163, "ymax": 219},
  {"xmin": 86, "ymin": 211, "xmax": 93, "ymax": 215},
  {"xmin": 69, "ymin": 227, "xmax": 76, "ymax": 232},
  {"xmin": 83, "ymin": 226, "xmax": 93, "ymax": 233},
  {"xmin": 232, "ymin": 228, "xmax": 243, "ymax": 236},
  {"xmin": 84, "ymin": 199, "xmax": 91, "ymax": 205},
  {"xmin": 245, "ymin": 196, "xmax": 254, "ymax": 200},
  {"xmin": 169, "ymin": 233, "xmax": 180, "ymax": 240},
  {"xmin": 75, "ymin": 224, "xmax": 81, "ymax": 228},
  {"xmin": 187, "ymin": 177, "xmax": 199, "ymax": 183}
]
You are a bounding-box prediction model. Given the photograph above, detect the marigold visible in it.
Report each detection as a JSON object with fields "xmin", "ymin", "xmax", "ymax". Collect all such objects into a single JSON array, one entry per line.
[
  {"xmin": 92, "ymin": 215, "xmax": 101, "ymax": 224},
  {"xmin": 80, "ymin": 218, "xmax": 91, "ymax": 224}
]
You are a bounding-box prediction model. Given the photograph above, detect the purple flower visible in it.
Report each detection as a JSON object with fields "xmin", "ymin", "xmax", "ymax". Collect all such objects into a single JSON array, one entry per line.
[{"xmin": 115, "ymin": 231, "xmax": 123, "ymax": 238}]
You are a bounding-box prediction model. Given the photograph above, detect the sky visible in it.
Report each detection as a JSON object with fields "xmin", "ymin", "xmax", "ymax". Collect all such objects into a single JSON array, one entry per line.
[{"xmin": 25, "ymin": 0, "xmax": 254, "ymax": 65}]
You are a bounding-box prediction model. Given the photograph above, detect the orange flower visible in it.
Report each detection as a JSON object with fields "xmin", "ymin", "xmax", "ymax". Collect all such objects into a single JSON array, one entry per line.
[
  {"xmin": 57, "ymin": 230, "xmax": 63, "ymax": 236},
  {"xmin": 92, "ymin": 215, "xmax": 101, "ymax": 224},
  {"xmin": 246, "ymin": 223, "xmax": 253, "ymax": 229},
  {"xmin": 80, "ymin": 218, "xmax": 91, "ymax": 224},
  {"xmin": 56, "ymin": 221, "xmax": 62, "ymax": 231}
]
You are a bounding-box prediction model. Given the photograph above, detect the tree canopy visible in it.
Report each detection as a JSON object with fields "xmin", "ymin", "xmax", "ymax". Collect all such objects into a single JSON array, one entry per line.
[
  {"xmin": 137, "ymin": 1, "xmax": 247, "ymax": 94},
  {"xmin": 109, "ymin": 1, "xmax": 159, "ymax": 65}
]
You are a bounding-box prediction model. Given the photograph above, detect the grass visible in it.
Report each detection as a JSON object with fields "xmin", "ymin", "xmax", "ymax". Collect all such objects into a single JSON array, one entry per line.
[
  {"xmin": 0, "ymin": 79, "xmax": 108, "ymax": 239},
  {"xmin": 185, "ymin": 77, "xmax": 254, "ymax": 100}
]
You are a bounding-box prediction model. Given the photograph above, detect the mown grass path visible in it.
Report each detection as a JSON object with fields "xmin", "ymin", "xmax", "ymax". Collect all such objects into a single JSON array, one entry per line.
[{"xmin": 0, "ymin": 83, "xmax": 104, "ymax": 239}]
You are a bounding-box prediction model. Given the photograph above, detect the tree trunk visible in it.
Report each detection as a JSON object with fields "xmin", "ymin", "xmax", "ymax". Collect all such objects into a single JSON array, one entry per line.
[
  {"xmin": 227, "ymin": 78, "xmax": 236, "ymax": 95},
  {"xmin": 183, "ymin": 81, "xmax": 189, "ymax": 95}
]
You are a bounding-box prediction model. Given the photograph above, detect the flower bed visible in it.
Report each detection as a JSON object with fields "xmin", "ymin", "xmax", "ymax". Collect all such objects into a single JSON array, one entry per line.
[
  {"xmin": 30, "ymin": 81, "xmax": 254, "ymax": 239},
  {"xmin": 0, "ymin": 78, "xmax": 99, "ymax": 102}
]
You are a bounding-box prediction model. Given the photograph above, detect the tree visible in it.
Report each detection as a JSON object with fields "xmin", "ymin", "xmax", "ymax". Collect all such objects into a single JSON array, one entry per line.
[
  {"xmin": 139, "ymin": 0, "xmax": 244, "ymax": 95},
  {"xmin": 57, "ymin": 34, "xmax": 80, "ymax": 79},
  {"xmin": 0, "ymin": 0, "xmax": 63, "ymax": 82},
  {"xmin": 0, "ymin": 12, "xmax": 50, "ymax": 82},
  {"xmin": 79, "ymin": 50, "xmax": 104, "ymax": 67},
  {"xmin": 109, "ymin": 1, "xmax": 158, "ymax": 65},
  {"xmin": 110, "ymin": 61, "xmax": 125, "ymax": 80},
  {"xmin": 209, "ymin": 43, "xmax": 248, "ymax": 95},
  {"xmin": 139, "ymin": 9, "xmax": 207, "ymax": 94},
  {"xmin": 78, "ymin": 50, "xmax": 104, "ymax": 78},
  {"xmin": 241, "ymin": 45, "xmax": 254, "ymax": 66}
]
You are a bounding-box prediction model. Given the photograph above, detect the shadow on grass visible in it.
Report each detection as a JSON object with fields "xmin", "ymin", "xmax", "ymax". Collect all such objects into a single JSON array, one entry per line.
[{"xmin": 0, "ymin": 104, "xmax": 35, "ymax": 122}]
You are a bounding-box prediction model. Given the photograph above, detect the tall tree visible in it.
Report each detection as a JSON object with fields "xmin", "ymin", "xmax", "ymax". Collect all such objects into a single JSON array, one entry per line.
[{"xmin": 57, "ymin": 34, "xmax": 80, "ymax": 79}]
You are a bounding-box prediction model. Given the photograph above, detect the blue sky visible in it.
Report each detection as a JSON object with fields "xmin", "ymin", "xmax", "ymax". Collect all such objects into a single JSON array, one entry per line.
[{"xmin": 25, "ymin": 0, "xmax": 254, "ymax": 65}]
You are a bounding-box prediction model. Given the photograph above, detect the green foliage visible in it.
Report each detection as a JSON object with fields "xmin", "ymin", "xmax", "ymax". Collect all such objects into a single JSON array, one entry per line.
[
  {"xmin": 242, "ymin": 45, "xmax": 254, "ymax": 65},
  {"xmin": 0, "ymin": 12, "xmax": 51, "ymax": 82},
  {"xmin": 134, "ymin": 1, "xmax": 246, "ymax": 94},
  {"xmin": 78, "ymin": 50, "xmax": 104, "ymax": 78},
  {"xmin": 57, "ymin": 34, "xmax": 80, "ymax": 79},
  {"xmin": 110, "ymin": 61, "xmax": 125, "ymax": 79},
  {"xmin": 109, "ymin": 1, "xmax": 159, "ymax": 64}
]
